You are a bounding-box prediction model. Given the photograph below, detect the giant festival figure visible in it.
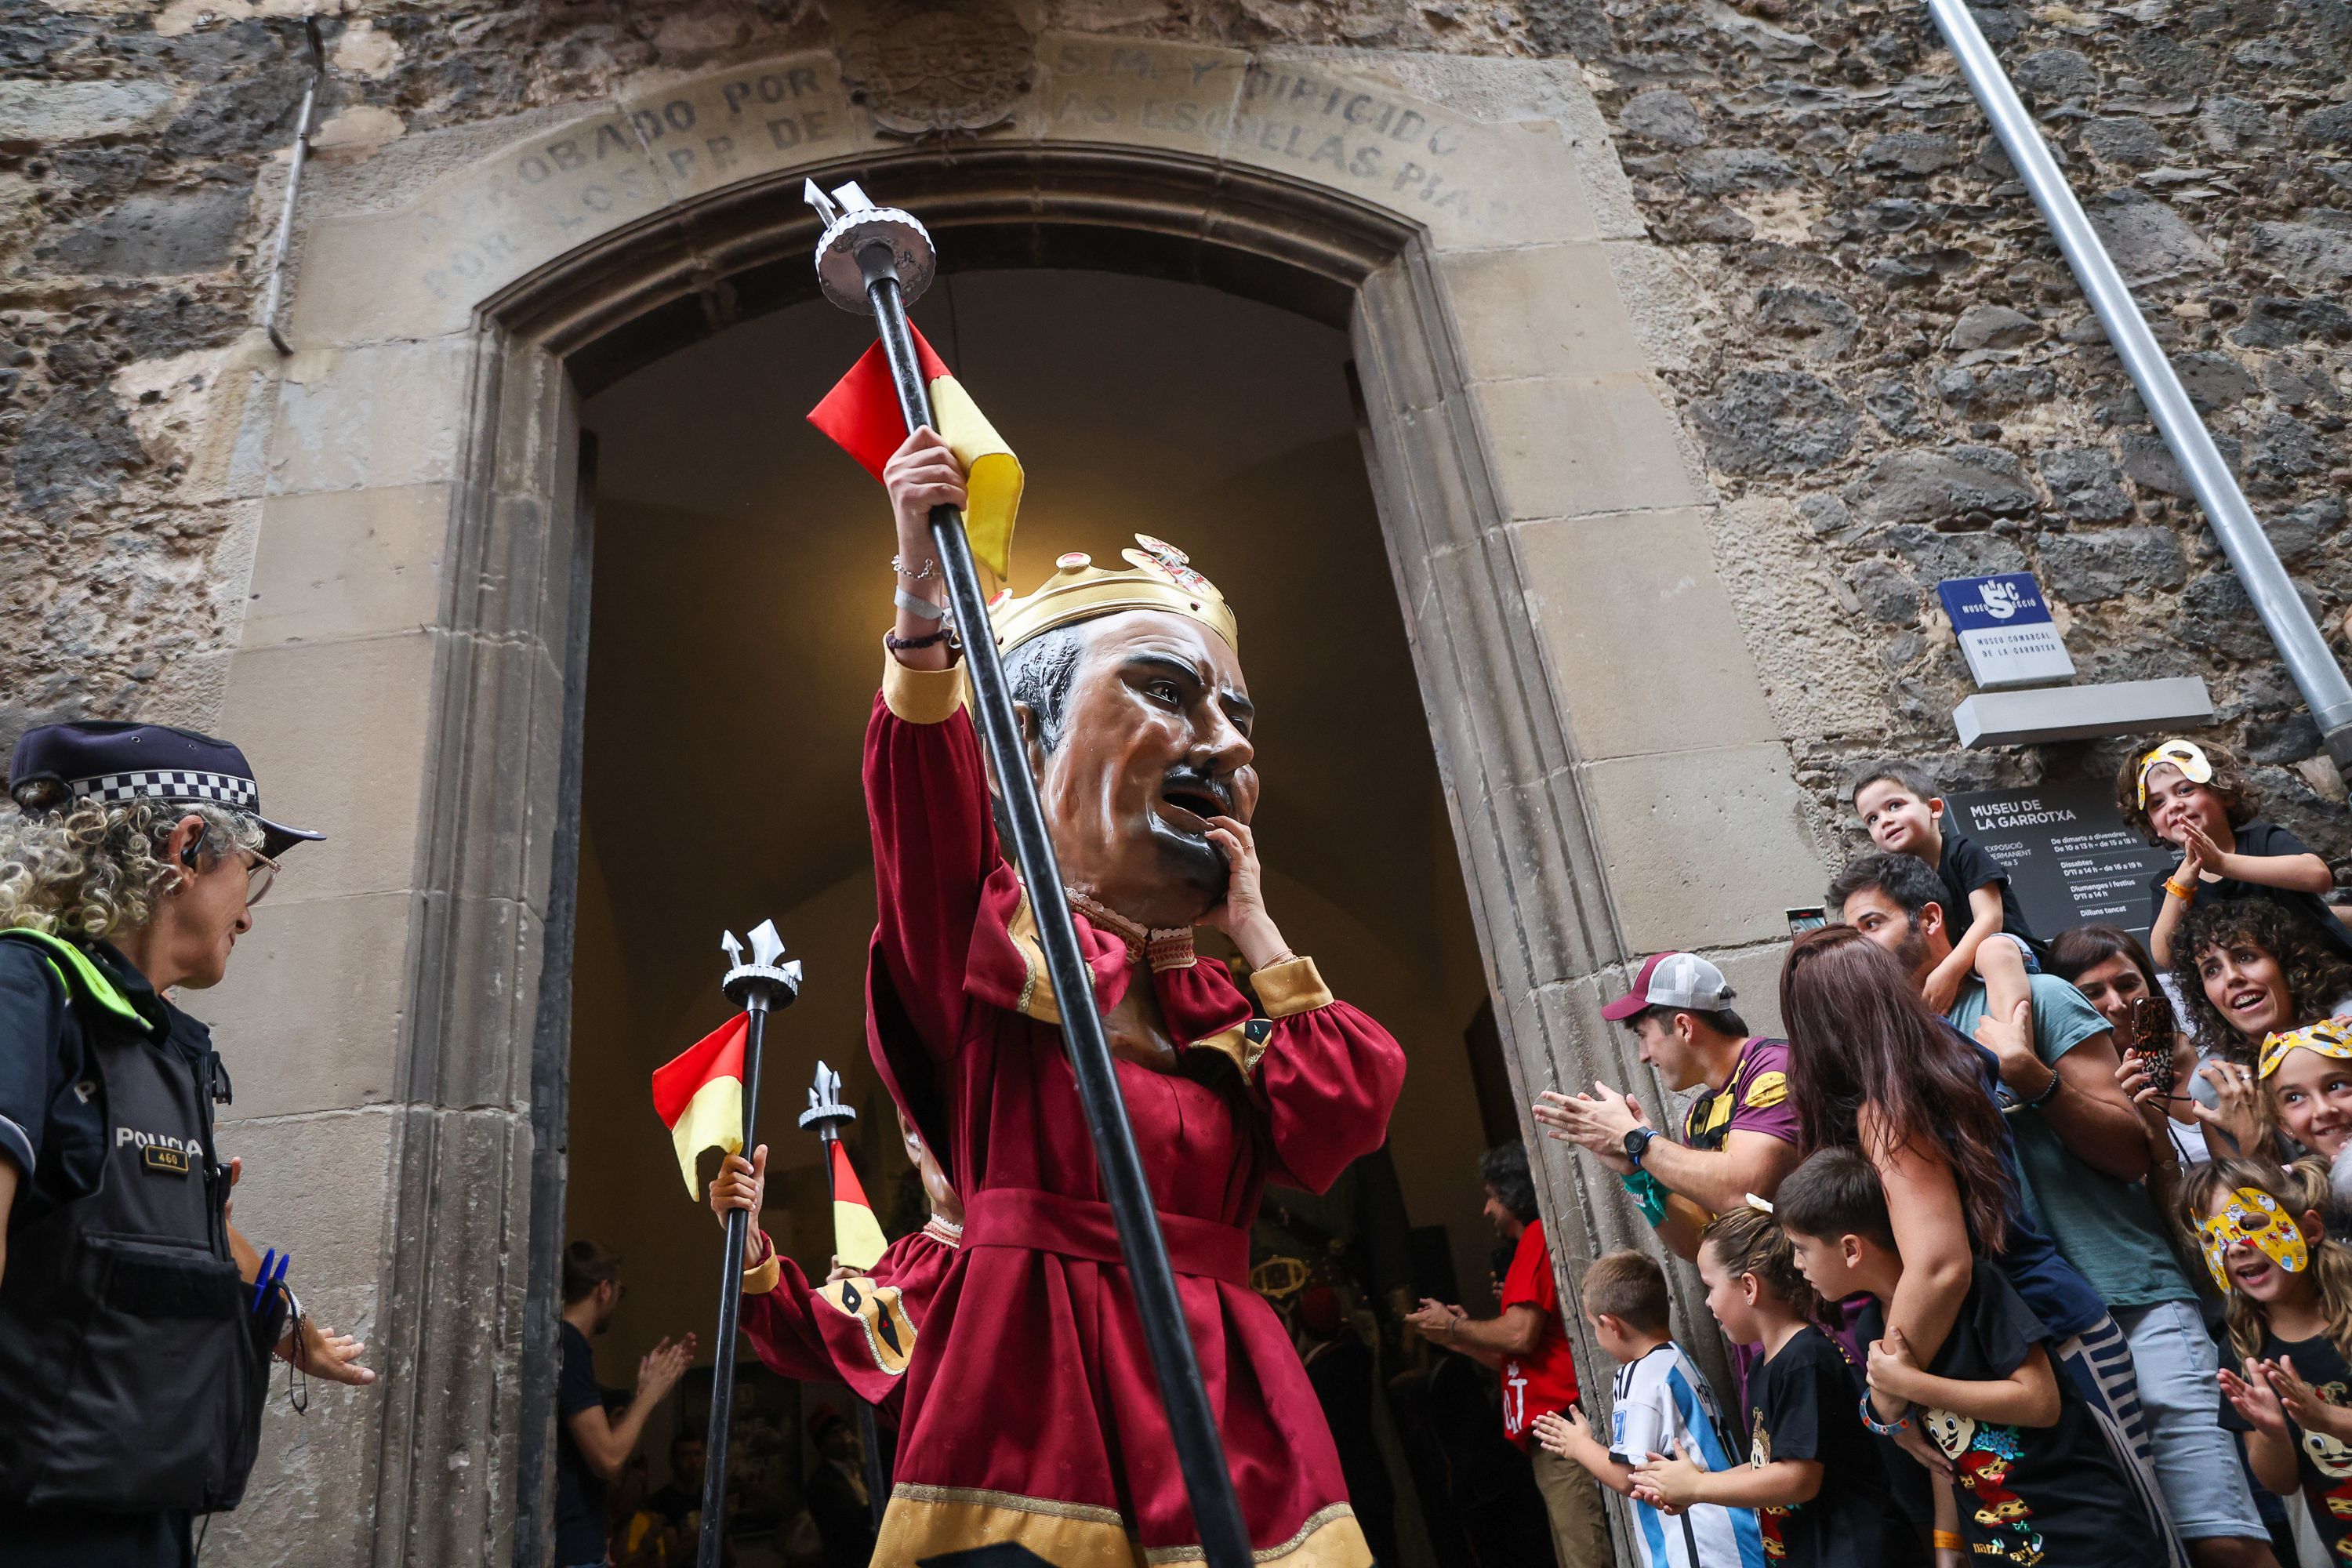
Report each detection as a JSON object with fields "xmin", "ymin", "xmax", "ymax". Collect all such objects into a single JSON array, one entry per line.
[{"xmin": 828, "ymin": 419, "xmax": 1408, "ymax": 1565}]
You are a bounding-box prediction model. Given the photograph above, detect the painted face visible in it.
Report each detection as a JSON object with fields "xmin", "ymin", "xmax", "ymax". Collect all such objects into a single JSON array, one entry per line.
[
  {"xmin": 2198, "ymin": 938, "xmax": 2292, "ymax": 1041},
  {"xmin": 1697, "ymin": 1240, "xmax": 1762, "ymax": 1348},
  {"xmin": 1855, "ymin": 779, "xmax": 1940, "ymax": 858},
  {"xmin": 2303, "ymin": 1426, "xmax": 2352, "ymax": 1479},
  {"xmin": 2141, "ymin": 759, "xmax": 2231, "ymax": 848},
  {"xmin": 2198, "ymin": 1186, "xmax": 2309, "ymax": 1294},
  {"xmin": 1031, "ymin": 610, "xmax": 1258, "ymax": 931}
]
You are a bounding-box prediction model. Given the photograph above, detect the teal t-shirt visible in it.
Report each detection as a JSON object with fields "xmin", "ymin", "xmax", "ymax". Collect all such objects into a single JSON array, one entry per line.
[{"xmin": 1948, "ymin": 973, "xmax": 2194, "ymax": 1309}]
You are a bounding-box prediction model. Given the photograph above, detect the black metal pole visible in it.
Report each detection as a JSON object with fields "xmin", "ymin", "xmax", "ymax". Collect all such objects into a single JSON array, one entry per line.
[
  {"xmin": 815, "ymin": 1121, "xmax": 892, "ymax": 1529},
  {"xmin": 697, "ymin": 996, "xmax": 770, "ymax": 1568},
  {"xmin": 855, "ymin": 241, "xmax": 1254, "ymax": 1568}
]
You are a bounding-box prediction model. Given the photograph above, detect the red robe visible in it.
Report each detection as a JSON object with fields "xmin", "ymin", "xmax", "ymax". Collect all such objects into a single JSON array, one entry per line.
[
  {"xmin": 739, "ymin": 1218, "xmax": 960, "ymax": 1407},
  {"xmin": 862, "ymin": 661, "xmax": 1407, "ymax": 1566}
]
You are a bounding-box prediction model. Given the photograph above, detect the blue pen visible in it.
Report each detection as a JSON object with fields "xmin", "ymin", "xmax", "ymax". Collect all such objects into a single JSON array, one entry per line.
[
  {"xmin": 250, "ymin": 1248, "xmax": 277, "ymax": 1314},
  {"xmin": 266, "ymin": 1250, "xmax": 291, "ymax": 1311}
]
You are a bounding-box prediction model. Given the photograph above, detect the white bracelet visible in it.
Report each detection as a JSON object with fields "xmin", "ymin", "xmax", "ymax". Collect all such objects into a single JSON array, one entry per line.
[{"xmin": 895, "ymin": 587, "xmax": 947, "ymax": 622}]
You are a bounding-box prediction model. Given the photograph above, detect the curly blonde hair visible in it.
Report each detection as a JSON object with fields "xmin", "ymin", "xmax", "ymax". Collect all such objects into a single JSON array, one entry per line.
[{"xmin": 0, "ymin": 793, "xmax": 260, "ymax": 941}]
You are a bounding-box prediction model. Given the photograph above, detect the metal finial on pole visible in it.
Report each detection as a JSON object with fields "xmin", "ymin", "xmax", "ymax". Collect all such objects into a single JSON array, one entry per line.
[
  {"xmin": 798, "ymin": 1061, "xmax": 891, "ymax": 1527},
  {"xmin": 806, "ymin": 179, "xmax": 1254, "ymax": 1568},
  {"xmin": 699, "ymin": 922, "xmax": 802, "ymax": 1568}
]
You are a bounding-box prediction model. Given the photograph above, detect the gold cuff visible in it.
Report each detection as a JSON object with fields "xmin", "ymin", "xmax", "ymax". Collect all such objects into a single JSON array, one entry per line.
[
  {"xmin": 1254, "ymin": 955, "xmax": 1334, "ymax": 1018},
  {"xmin": 880, "ymin": 654, "xmax": 967, "ymax": 724},
  {"xmin": 742, "ymin": 1231, "xmax": 782, "ymax": 1296}
]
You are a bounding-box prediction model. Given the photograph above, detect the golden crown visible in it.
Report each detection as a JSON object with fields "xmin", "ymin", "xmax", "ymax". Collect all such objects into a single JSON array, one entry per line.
[{"xmin": 989, "ymin": 535, "xmax": 1239, "ymax": 654}]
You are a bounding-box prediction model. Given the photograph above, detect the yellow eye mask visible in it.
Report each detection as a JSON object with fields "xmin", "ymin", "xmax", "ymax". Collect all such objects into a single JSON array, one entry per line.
[
  {"xmin": 2259, "ymin": 1016, "xmax": 2352, "ymax": 1080},
  {"xmin": 2136, "ymin": 738, "xmax": 2213, "ymax": 808},
  {"xmin": 2199, "ymin": 1187, "xmax": 2309, "ymax": 1293}
]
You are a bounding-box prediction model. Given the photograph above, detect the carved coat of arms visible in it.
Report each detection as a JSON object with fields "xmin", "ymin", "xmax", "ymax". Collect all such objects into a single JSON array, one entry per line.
[{"xmin": 832, "ymin": 0, "xmax": 1034, "ymax": 136}]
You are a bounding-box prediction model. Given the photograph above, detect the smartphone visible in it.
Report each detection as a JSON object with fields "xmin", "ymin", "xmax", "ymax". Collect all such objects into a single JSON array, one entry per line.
[
  {"xmin": 2130, "ymin": 993, "xmax": 2179, "ymax": 1095},
  {"xmin": 1786, "ymin": 906, "xmax": 1828, "ymax": 937}
]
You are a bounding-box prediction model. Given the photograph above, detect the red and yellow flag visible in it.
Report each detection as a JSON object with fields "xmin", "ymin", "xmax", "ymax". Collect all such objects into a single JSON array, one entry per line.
[
  {"xmin": 828, "ymin": 1139, "xmax": 890, "ymax": 1272},
  {"xmin": 807, "ymin": 323, "xmax": 1023, "ymax": 581},
  {"xmin": 651, "ymin": 1014, "xmax": 748, "ymax": 1199}
]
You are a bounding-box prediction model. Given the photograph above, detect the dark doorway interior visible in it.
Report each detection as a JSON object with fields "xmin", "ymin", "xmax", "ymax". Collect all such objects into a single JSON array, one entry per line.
[{"xmin": 565, "ymin": 268, "xmax": 1504, "ymax": 1565}]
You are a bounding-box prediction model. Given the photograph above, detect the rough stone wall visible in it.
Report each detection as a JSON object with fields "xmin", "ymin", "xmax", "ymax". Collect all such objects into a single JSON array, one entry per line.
[
  {"xmin": 1517, "ymin": 0, "xmax": 2352, "ymax": 870},
  {"xmin": 0, "ymin": 0, "xmax": 1512, "ymax": 756}
]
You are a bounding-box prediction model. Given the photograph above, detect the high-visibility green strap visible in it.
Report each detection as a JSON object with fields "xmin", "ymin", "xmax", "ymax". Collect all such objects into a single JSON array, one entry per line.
[{"xmin": 0, "ymin": 927, "xmax": 148, "ymax": 1030}]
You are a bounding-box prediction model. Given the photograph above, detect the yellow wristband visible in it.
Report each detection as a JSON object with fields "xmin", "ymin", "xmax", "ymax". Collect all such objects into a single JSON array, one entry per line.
[
  {"xmin": 2164, "ymin": 877, "xmax": 2194, "ymax": 900},
  {"xmin": 1933, "ymin": 1530, "xmax": 1964, "ymax": 1552}
]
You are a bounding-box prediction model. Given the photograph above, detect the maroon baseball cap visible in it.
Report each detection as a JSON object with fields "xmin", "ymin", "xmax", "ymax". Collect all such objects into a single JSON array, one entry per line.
[{"xmin": 1601, "ymin": 952, "xmax": 1736, "ymax": 1020}]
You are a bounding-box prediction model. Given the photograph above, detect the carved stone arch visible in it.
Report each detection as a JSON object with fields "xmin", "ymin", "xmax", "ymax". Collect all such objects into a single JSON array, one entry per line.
[{"xmin": 216, "ymin": 42, "xmax": 1815, "ymax": 1565}]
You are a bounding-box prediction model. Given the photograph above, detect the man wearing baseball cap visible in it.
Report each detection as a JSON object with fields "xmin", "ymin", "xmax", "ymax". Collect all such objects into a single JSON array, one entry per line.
[
  {"xmin": 1530, "ymin": 952, "xmax": 1801, "ymax": 1263},
  {"xmin": 0, "ymin": 720, "xmax": 371, "ymax": 1566}
]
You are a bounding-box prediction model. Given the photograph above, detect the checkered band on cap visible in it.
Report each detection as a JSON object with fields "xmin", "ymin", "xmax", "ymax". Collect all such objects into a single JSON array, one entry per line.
[{"xmin": 68, "ymin": 770, "xmax": 256, "ymax": 812}]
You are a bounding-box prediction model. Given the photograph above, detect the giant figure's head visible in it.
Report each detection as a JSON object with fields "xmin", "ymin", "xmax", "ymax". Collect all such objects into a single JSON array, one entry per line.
[{"xmin": 993, "ymin": 536, "xmax": 1256, "ymax": 931}]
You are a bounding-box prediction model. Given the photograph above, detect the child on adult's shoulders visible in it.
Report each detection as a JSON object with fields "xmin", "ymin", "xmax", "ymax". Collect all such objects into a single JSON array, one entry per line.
[
  {"xmin": 1627, "ymin": 1202, "xmax": 1906, "ymax": 1568},
  {"xmin": 1851, "ymin": 761, "xmax": 2037, "ymax": 1020},
  {"xmin": 1532, "ymin": 1249, "xmax": 1766, "ymax": 1568},
  {"xmin": 2124, "ymin": 737, "xmax": 2347, "ymax": 970},
  {"xmin": 1776, "ymin": 1146, "xmax": 2165, "ymax": 1568}
]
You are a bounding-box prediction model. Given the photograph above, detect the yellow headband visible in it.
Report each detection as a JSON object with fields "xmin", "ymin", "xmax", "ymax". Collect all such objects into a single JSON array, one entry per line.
[
  {"xmin": 2199, "ymin": 1185, "xmax": 2309, "ymax": 1294},
  {"xmin": 2135, "ymin": 739, "xmax": 2212, "ymax": 808},
  {"xmin": 2259, "ymin": 1016, "xmax": 2352, "ymax": 1080},
  {"xmin": 989, "ymin": 535, "xmax": 1239, "ymax": 655}
]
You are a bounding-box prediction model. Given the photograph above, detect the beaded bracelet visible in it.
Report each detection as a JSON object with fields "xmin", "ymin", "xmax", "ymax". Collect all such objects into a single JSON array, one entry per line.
[
  {"xmin": 1858, "ymin": 1392, "xmax": 1912, "ymax": 1436},
  {"xmin": 885, "ymin": 626, "xmax": 953, "ymax": 652}
]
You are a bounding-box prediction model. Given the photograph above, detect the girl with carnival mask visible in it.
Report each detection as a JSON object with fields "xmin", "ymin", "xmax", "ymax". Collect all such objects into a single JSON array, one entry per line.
[
  {"xmin": 2122, "ymin": 738, "xmax": 2350, "ymax": 971},
  {"xmin": 2197, "ymin": 1158, "xmax": 2352, "ymax": 1566}
]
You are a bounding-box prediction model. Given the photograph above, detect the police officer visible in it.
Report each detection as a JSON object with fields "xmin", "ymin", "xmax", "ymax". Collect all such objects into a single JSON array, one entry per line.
[{"xmin": 0, "ymin": 721, "xmax": 375, "ymax": 1566}]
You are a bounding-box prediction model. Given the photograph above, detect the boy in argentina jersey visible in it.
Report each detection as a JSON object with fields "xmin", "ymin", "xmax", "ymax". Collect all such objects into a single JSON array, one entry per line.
[{"xmin": 1534, "ymin": 1250, "xmax": 1766, "ymax": 1568}]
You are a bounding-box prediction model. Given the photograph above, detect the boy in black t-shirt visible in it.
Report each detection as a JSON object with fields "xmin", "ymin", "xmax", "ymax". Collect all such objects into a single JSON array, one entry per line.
[
  {"xmin": 1777, "ymin": 1149, "xmax": 2163, "ymax": 1568},
  {"xmin": 1852, "ymin": 761, "xmax": 2040, "ymax": 1017},
  {"xmin": 1638, "ymin": 1205, "xmax": 1911, "ymax": 1568}
]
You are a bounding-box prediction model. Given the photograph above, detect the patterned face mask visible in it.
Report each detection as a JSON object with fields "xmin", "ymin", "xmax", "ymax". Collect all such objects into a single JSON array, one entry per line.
[
  {"xmin": 2199, "ymin": 1187, "xmax": 2308, "ymax": 1293},
  {"xmin": 2135, "ymin": 739, "xmax": 2213, "ymax": 809}
]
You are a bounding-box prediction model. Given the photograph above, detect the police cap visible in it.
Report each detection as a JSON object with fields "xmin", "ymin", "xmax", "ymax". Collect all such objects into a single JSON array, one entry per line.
[{"xmin": 7, "ymin": 720, "xmax": 325, "ymax": 858}]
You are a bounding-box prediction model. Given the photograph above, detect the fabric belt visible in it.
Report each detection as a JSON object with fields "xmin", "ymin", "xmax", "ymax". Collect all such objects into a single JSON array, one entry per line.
[{"xmin": 963, "ymin": 1187, "xmax": 1250, "ymax": 1287}]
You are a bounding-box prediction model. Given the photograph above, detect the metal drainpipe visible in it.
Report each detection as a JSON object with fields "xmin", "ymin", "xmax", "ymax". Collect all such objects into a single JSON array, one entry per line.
[
  {"xmin": 260, "ymin": 17, "xmax": 325, "ymax": 355},
  {"xmin": 1926, "ymin": 0, "xmax": 2352, "ymax": 782}
]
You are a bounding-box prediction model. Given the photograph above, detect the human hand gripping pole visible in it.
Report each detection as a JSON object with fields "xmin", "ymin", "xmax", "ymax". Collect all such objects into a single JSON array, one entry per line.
[
  {"xmin": 805, "ymin": 177, "xmax": 1255, "ymax": 1568},
  {"xmin": 701, "ymin": 922, "xmax": 803, "ymax": 1568}
]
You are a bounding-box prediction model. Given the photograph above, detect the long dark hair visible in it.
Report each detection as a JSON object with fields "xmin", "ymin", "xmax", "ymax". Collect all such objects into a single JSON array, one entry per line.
[
  {"xmin": 2172, "ymin": 898, "xmax": 2352, "ymax": 1061},
  {"xmin": 1781, "ymin": 924, "xmax": 2013, "ymax": 1254}
]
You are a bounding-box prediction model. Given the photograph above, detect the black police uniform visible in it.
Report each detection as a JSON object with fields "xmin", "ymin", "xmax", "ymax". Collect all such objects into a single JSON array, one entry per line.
[{"xmin": 0, "ymin": 722, "xmax": 321, "ymax": 1566}]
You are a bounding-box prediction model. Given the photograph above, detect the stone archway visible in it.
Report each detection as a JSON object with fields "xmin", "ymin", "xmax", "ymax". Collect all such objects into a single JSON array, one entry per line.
[{"xmin": 205, "ymin": 32, "xmax": 1826, "ymax": 1564}]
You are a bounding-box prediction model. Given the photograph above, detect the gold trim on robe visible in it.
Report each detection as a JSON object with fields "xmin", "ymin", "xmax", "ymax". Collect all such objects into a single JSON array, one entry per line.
[{"xmin": 875, "ymin": 1485, "xmax": 1369, "ymax": 1567}]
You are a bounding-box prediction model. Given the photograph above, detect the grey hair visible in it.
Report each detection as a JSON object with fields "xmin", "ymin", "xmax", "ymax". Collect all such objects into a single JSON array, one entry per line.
[
  {"xmin": 1004, "ymin": 625, "xmax": 1086, "ymax": 753},
  {"xmin": 0, "ymin": 794, "xmax": 261, "ymax": 940}
]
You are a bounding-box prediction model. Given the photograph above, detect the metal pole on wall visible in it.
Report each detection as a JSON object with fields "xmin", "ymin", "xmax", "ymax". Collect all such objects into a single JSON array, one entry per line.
[
  {"xmin": 1926, "ymin": 0, "xmax": 2352, "ymax": 781},
  {"xmin": 804, "ymin": 179, "xmax": 1256, "ymax": 1568}
]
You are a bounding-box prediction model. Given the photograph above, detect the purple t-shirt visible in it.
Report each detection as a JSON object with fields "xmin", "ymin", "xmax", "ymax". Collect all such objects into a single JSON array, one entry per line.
[{"xmin": 1680, "ymin": 1036, "xmax": 1798, "ymax": 1152}]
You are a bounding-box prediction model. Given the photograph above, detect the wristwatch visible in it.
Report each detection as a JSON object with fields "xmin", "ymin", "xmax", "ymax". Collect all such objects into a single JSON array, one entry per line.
[{"xmin": 1623, "ymin": 1127, "xmax": 1657, "ymax": 1169}]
